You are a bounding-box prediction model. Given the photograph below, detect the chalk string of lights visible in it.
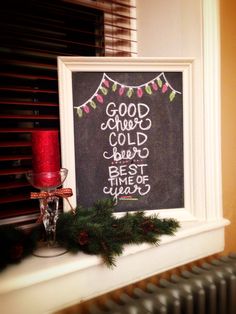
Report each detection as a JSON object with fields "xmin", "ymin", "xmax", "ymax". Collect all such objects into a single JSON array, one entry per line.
[{"xmin": 74, "ymin": 72, "xmax": 181, "ymax": 118}]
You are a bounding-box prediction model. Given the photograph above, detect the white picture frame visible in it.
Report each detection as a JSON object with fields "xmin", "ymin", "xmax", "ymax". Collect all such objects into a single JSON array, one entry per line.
[{"xmin": 58, "ymin": 57, "xmax": 195, "ymax": 222}]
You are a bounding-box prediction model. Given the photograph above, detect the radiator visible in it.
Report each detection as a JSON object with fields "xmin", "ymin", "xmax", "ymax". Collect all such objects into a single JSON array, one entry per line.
[{"xmin": 87, "ymin": 253, "xmax": 236, "ymax": 314}]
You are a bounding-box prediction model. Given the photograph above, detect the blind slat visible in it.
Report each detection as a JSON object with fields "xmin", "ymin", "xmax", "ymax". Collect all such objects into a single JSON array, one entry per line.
[
  {"xmin": 0, "ymin": 181, "xmax": 30, "ymax": 189},
  {"xmin": 64, "ymin": 0, "xmax": 136, "ymax": 13},
  {"xmin": 0, "ymin": 73, "xmax": 57, "ymax": 81},
  {"xmin": 0, "ymin": 87, "xmax": 57, "ymax": 94},
  {"xmin": 0, "ymin": 141, "xmax": 31, "ymax": 147},
  {"xmin": 1, "ymin": 60, "xmax": 57, "ymax": 70},
  {"xmin": 0, "ymin": 155, "xmax": 31, "ymax": 161},
  {"xmin": 0, "ymin": 101, "xmax": 58, "ymax": 107},
  {"xmin": 0, "ymin": 211, "xmax": 39, "ymax": 222},
  {"xmin": 0, "ymin": 168, "xmax": 30, "ymax": 175},
  {"xmin": 0, "ymin": 194, "xmax": 30, "ymax": 205},
  {"xmin": 0, "ymin": 114, "xmax": 59, "ymax": 120},
  {"xmin": 0, "ymin": 128, "xmax": 58, "ymax": 133}
]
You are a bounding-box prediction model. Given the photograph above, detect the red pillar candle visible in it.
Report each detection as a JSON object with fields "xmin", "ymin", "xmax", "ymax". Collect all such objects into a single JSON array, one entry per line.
[{"xmin": 31, "ymin": 130, "xmax": 61, "ymax": 188}]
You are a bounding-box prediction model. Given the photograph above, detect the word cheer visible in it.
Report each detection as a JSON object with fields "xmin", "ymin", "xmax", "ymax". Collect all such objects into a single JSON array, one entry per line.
[
  {"xmin": 101, "ymin": 102, "xmax": 152, "ymax": 132},
  {"xmin": 101, "ymin": 102, "xmax": 151, "ymax": 162},
  {"xmin": 101, "ymin": 101, "xmax": 152, "ymax": 203}
]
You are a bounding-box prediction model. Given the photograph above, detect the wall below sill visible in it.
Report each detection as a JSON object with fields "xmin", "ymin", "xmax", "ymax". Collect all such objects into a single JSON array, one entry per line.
[{"xmin": 0, "ymin": 219, "xmax": 229, "ymax": 314}]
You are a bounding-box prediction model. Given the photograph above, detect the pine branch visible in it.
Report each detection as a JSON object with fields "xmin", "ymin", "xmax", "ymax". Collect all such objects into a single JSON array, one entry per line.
[{"xmin": 0, "ymin": 198, "xmax": 180, "ymax": 270}]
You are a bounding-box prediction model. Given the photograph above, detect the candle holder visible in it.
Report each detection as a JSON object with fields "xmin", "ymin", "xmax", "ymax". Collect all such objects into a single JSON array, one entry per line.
[{"xmin": 26, "ymin": 168, "xmax": 68, "ymax": 257}]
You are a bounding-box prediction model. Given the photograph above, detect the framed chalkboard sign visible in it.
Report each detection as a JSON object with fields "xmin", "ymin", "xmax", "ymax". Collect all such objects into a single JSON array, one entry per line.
[{"xmin": 58, "ymin": 57, "xmax": 193, "ymax": 215}]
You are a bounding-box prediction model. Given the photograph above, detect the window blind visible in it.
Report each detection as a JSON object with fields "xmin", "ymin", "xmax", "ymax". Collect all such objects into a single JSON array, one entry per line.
[
  {"xmin": 0, "ymin": 0, "xmax": 137, "ymax": 227},
  {"xmin": 64, "ymin": 0, "xmax": 137, "ymax": 56}
]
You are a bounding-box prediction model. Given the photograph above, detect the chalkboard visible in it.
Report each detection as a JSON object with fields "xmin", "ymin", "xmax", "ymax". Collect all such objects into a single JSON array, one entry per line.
[{"xmin": 72, "ymin": 71, "xmax": 184, "ymax": 212}]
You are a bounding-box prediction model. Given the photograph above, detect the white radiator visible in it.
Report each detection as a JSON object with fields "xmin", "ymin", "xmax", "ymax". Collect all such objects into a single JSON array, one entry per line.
[{"xmin": 86, "ymin": 253, "xmax": 236, "ymax": 314}]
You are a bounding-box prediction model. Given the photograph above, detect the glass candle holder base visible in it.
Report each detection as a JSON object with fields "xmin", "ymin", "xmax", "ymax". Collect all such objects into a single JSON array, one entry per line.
[
  {"xmin": 33, "ymin": 241, "xmax": 68, "ymax": 258},
  {"xmin": 26, "ymin": 169, "xmax": 69, "ymax": 258}
]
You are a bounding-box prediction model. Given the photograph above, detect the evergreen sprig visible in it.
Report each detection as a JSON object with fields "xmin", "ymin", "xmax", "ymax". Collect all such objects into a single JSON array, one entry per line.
[
  {"xmin": 0, "ymin": 199, "xmax": 180, "ymax": 270},
  {"xmin": 0, "ymin": 225, "xmax": 40, "ymax": 270},
  {"xmin": 56, "ymin": 199, "xmax": 180, "ymax": 267}
]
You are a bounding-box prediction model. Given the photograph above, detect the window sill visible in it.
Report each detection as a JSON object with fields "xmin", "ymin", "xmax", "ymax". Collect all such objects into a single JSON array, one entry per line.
[{"xmin": 0, "ymin": 218, "xmax": 228, "ymax": 314}]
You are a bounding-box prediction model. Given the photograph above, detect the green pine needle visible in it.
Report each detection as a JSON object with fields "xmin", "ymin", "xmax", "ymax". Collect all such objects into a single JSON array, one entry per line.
[
  {"xmin": 56, "ymin": 199, "xmax": 180, "ymax": 267},
  {"xmin": 0, "ymin": 198, "xmax": 180, "ymax": 269}
]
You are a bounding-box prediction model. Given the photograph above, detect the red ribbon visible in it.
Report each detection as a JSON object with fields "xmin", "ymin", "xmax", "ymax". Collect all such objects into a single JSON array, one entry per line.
[{"xmin": 31, "ymin": 188, "xmax": 73, "ymax": 200}]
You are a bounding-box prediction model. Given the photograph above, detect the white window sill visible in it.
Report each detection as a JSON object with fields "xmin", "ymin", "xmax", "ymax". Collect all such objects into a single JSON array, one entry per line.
[{"xmin": 0, "ymin": 219, "xmax": 228, "ymax": 314}]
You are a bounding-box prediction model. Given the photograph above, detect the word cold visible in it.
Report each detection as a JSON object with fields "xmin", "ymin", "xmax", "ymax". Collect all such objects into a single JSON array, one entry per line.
[{"xmin": 109, "ymin": 131, "xmax": 147, "ymax": 147}]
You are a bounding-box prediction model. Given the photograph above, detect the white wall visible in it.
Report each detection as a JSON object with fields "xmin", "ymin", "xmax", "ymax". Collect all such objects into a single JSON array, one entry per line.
[
  {"xmin": 136, "ymin": 0, "xmax": 202, "ymax": 59},
  {"xmin": 136, "ymin": 2, "xmax": 205, "ymax": 198}
]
